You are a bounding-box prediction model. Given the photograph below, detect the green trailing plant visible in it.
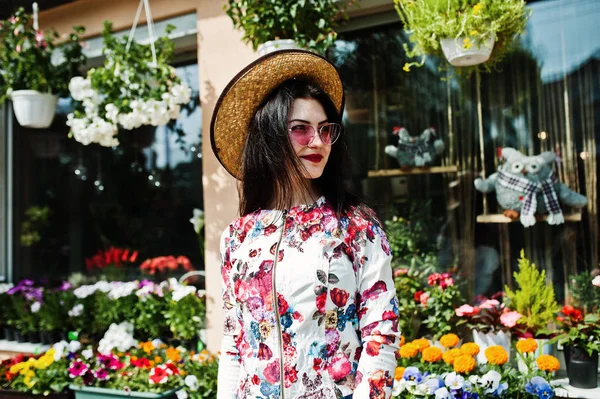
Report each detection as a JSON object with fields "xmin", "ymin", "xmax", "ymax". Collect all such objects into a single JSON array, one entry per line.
[
  {"xmin": 504, "ymin": 250, "xmax": 559, "ymax": 337},
  {"xmin": 570, "ymin": 270, "xmax": 600, "ymax": 314},
  {"xmin": 0, "ymin": 7, "xmax": 86, "ymax": 103},
  {"xmin": 20, "ymin": 205, "xmax": 51, "ymax": 247},
  {"xmin": 394, "ymin": 0, "xmax": 530, "ymax": 73},
  {"xmin": 223, "ymin": 0, "xmax": 356, "ymax": 54}
]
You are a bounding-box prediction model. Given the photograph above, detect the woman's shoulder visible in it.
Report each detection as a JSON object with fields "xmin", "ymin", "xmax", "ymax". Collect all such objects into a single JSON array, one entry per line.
[
  {"xmin": 220, "ymin": 211, "xmax": 263, "ymax": 243},
  {"xmin": 343, "ymin": 203, "xmax": 384, "ymax": 231}
]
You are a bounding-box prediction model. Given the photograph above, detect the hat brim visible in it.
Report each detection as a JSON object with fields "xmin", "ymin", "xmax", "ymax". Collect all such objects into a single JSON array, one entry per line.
[{"xmin": 210, "ymin": 49, "xmax": 345, "ymax": 180}]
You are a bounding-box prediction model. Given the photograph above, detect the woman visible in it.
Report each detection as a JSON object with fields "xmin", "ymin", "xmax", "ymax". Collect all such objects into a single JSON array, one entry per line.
[{"xmin": 211, "ymin": 50, "xmax": 400, "ymax": 399}]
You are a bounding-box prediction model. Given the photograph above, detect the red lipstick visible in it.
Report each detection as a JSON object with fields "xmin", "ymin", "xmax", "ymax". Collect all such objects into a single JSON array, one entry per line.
[{"xmin": 301, "ymin": 154, "xmax": 323, "ymax": 163}]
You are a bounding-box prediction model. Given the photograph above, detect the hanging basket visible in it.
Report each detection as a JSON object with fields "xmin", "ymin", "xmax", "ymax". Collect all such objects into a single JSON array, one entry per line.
[
  {"xmin": 440, "ymin": 36, "xmax": 496, "ymax": 67},
  {"xmin": 257, "ymin": 39, "xmax": 302, "ymax": 56},
  {"xmin": 11, "ymin": 90, "xmax": 58, "ymax": 128}
]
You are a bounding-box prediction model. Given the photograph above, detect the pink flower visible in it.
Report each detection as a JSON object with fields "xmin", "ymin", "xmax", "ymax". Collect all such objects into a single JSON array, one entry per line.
[
  {"xmin": 263, "ymin": 361, "xmax": 280, "ymax": 384},
  {"xmin": 419, "ymin": 292, "xmax": 429, "ymax": 306},
  {"xmin": 8, "ymin": 17, "xmax": 17, "ymax": 24},
  {"xmin": 35, "ymin": 30, "xmax": 44, "ymax": 43},
  {"xmin": 592, "ymin": 276, "xmax": 600, "ymax": 287},
  {"xmin": 500, "ymin": 311, "xmax": 522, "ymax": 328},
  {"xmin": 68, "ymin": 361, "xmax": 89, "ymax": 378},
  {"xmin": 394, "ymin": 269, "xmax": 409, "ymax": 277},
  {"xmin": 15, "ymin": 45, "xmax": 21, "ymax": 53},
  {"xmin": 480, "ymin": 299, "xmax": 500, "ymax": 309},
  {"xmin": 455, "ymin": 304, "xmax": 479, "ymax": 317},
  {"xmin": 327, "ymin": 354, "xmax": 352, "ymax": 381}
]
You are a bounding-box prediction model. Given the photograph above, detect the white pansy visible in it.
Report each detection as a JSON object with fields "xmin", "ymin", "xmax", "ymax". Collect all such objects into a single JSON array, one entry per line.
[
  {"xmin": 68, "ymin": 303, "xmax": 84, "ymax": 317},
  {"xmin": 444, "ymin": 372, "xmax": 464, "ymax": 390},
  {"xmin": 52, "ymin": 341, "xmax": 68, "ymax": 360},
  {"xmin": 98, "ymin": 322, "xmax": 138, "ymax": 355},
  {"xmin": 479, "ymin": 370, "xmax": 502, "ymax": 394},
  {"xmin": 175, "ymin": 390, "xmax": 188, "ymax": 399},
  {"xmin": 73, "ymin": 284, "xmax": 96, "ymax": 299},
  {"xmin": 151, "ymin": 338, "xmax": 164, "ymax": 347},
  {"xmin": 30, "ymin": 301, "xmax": 41, "ymax": 313},
  {"xmin": 593, "ymin": 275, "xmax": 600, "ymax": 287},
  {"xmin": 435, "ymin": 387, "xmax": 451, "ymax": 399},
  {"xmin": 184, "ymin": 375, "xmax": 199, "ymax": 391}
]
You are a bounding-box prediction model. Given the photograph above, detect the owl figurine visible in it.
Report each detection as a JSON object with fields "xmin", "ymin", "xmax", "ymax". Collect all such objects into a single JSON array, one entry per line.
[
  {"xmin": 385, "ymin": 127, "xmax": 445, "ymax": 168},
  {"xmin": 474, "ymin": 148, "xmax": 587, "ymax": 227}
]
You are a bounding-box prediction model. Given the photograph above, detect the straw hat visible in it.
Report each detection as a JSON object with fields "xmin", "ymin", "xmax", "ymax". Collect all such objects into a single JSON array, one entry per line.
[{"xmin": 210, "ymin": 49, "xmax": 345, "ymax": 180}]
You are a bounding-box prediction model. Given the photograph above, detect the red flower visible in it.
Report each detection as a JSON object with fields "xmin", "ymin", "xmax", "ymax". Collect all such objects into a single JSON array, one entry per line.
[
  {"xmin": 131, "ymin": 357, "xmax": 151, "ymax": 368},
  {"xmin": 258, "ymin": 343, "xmax": 273, "ymax": 360},
  {"xmin": 365, "ymin": 341, "xmax": 382, "ymax": 357},
  {"xmin": 164, "ymin": 362, "xmax": 180, "ymax": 375},
  {"xmin": 264, "ymin": 224, "xmax": 277, "ymax": 236},
  {"xmin": 330, "ymin": 288, "xmax": 350, "ymax": 307},
  {"xmin": 562, "ymin": 305, "xmax": 575, "ymax": 316},
  {"xmin": 251, "ymin": 374, "xmax": 260, "ymax": 385},
  {"xmin": 277, "ymin": 294, "xmax": 289, "ymax": 314},
  {"xmin": 414, "ymin": 291, "xmax": 424, "ymax": 302},
  {"xmin": 285, "ymin": 365, "xmax": 298, "ymax": 383},
  {"xmin": 316, "ymin": 292, "xmax": 327, "ymax": 313},
  {"xmin": 149, "ymin": 366, "xmax": 169, "ymax": 384}
]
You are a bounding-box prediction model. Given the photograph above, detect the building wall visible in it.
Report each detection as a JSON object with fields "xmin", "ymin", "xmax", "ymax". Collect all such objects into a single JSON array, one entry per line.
[{"xmin": 39, "ymin": 0, "xmax": 252, "ymax": 353}]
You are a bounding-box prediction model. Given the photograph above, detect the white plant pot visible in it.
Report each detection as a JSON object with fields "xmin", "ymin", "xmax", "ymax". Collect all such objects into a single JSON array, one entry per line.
[
  {"xmin": 257, "ymin": 39, "xmax": 302, "ymax": 56},
  {"xmin": 11, "ymin": 90, "xmax": 58, "ymax": 128},
  {"xmin": 472, "ymin": 329, "xmax": 511, "ymax": 365},
  {"xmin": 440, "ymin": 36, "xmax": 496, "ymax": 67}
]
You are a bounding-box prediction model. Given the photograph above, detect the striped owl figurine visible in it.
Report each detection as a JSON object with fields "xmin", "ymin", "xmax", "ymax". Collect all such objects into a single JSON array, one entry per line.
[{"xmin": 474, "ymin": 148, "xmax": 587, "ymax": 227}]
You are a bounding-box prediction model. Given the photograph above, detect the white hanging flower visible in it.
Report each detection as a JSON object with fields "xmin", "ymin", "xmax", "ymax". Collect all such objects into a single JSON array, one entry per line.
[
  {"xmin": 105, "ymin": 103, "xmax": 119, "ymax": 123},
  {"xmin": 170, "ymin": 84, "xmax": 192, "ymax": 104},
  {"xmin": 172, "ymin": 285, "xmax": 196, "ymax": 302},
  {"xmin": 593, "ymin": 275, "xmax": 600, "ymax": 287},
  {"xmin": 69, "ymin": 77, "xmax": 96, "ymax": 101},
  {"xmin": 108, "ymin": 281, "xmax": 138, "ymax": 299}
]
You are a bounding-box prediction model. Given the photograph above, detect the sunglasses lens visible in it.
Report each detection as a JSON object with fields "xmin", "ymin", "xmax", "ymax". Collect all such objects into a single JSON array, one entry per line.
[
  {"xmin": 290, "ymin": 124, "xmax": 314, "ymax": 146},
  {"xmin": 320, "ymin": 123, "xmax": 341, "ymax": 145}
]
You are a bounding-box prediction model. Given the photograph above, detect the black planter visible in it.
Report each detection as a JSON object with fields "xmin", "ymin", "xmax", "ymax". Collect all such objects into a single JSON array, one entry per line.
[
  {"xmin": 3, "ymin": 326, "xmax": 15, "ymax": 342},
  {"xmin": 27, "ymin": 331, "xmax": 41, "ymax": 344},
  {"xmin": 0, "ymin": 389, "xmax": 73, "ymax": 399},
  {"xmin": 564, "ymin": 345, "xmax": 599, "ymax": 389},
  {"xmin": 40, "ymin": 331, "xmax": 54, "ymax": 345},
  {"xmin": 14, "ymin": 330, "xmax": 27, "ymax": 343},
  {"xmin": 0, "ymin": 325, "xmax": 5, "ymax": 340}
]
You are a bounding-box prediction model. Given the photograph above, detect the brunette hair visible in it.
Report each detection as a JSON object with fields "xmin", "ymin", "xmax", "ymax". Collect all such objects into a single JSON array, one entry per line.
[{"xmin": 239, "ymin": 79, "xmax": 363, "ymax": 216}]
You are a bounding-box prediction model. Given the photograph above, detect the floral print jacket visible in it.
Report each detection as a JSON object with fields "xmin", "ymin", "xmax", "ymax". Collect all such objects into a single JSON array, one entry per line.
[{"xmin": 217, "ymin": 197, "xmax": 400, "ymax": 399}]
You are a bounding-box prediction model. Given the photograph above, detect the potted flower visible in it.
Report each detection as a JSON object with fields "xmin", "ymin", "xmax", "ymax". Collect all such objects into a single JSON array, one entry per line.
[
  {"xmin": 550, "ymin": 306, "xmax": 600, "ymax": 389},
  {"xmin": 68, "ymin": 340, "xmax": 184, "ymax": 399},
  {"xmin": 0, "ymin": 283, "xmax": 15, "ymax": 340},
  {"xmin": 162, "ymin": 280, "xmax": 205, "ymax": 350},
  {"xmin": 178, "ymin": 351, "xmax": 218, "ymax": 399},
  {"xmin": 0, "ymin": 6, "xmax": 86, "ymax": 128},
  {"xmin": 6, "ymin": 280, "xmax": 43, "ymax": 343},
  {"xmin": 455, "ymin": 295, "xmax": 522, "ymax": 364},
  {"xmin": 504, "ymin": 251, "xmax": 560, "ymax": 363},
  {"xmin": 85, "ymin": 247, "xmax": 139, "ymax": 282},
  {"xmin": 67, "ymin": 21, "xmax": 191, "ymax": 147},
  {"xmin": 133, "ymin": 281, "xmax": 171, "ymax": 341},
  {"xmin": 394, "ymin": 0, "xmax": 529, "ymax": 70},
  {"xmin": 0, "ymin": 349, "xmax": 72, "ymax": 399},
  {"xmin": 139, "ymin": 256, "xmax": 193, "ymax": 282},
  {"xmin": 223, "ymin": 0, "xmax": 355, "ymax": 55}
]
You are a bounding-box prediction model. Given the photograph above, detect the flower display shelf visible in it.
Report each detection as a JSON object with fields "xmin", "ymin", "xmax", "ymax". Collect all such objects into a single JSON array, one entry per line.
[
  {"xmin": 552, "ymin": 377, "xmax": 600, "ymax": 398},
  {"xmin": 69, "ymin": 386, "xmax": 179, "ymax": 399},
  {"xmin": 476, "ymin": 212, "xmax": 582, "ymax": 224},
  {"xmin": 0, "ymin": 390, "xmax": 72, "ymax": 399},
  {"xmin": 367, "ymin": 165, "xmax": 459, "ymax": 177},
  {"xmin": 0, "ymin": 340, "xmax": 50, "ymax": 354}
]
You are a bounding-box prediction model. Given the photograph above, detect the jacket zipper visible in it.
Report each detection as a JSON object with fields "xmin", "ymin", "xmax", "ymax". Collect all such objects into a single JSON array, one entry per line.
[{"xmin": 272, "ymin": 210, "xmax": 287, "ymax": 399}]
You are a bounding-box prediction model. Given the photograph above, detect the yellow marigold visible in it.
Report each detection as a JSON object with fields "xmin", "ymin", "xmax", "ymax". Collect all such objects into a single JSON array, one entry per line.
[
  {"xmin": 23, "ymin": 369, "xmax": 35, "ymax": 388},
  {"xmin": 485, "ymin": 346, "xmax": 509, "ymax": 365},
  {"xmin": 422, "ymin": 347, "xmax": 443, "ymax": 363},
  {"xmin": 399, "ymin": 343, "xmax": 419, "ymax": 358},
  {"xmin": 439, "ymin": 334, "xmax": 460, "ymax": 348},
  {"xmin": 516, "ymin": 338, "xmax": 538, "ymax": 354},
  {"xmin": 536, "ymin": 355, "xmax": 560, "ymax": 372},
  {"xmin": 140, "ymin": 341, "xmax": 155, "ymax": 354},
  {"xmin": 460, "ymin": 343, "xmax": 480, "ymax": 357},
  {"xmin": 453, "ymin": 354, "xmax": 476, "ymax": 374},
  {"xmin": 473, "ymin": 3, "xmax": 483, "ymax": 15},
  {"xmin": 394, "ymin": 366, "xmax": 406, "ymax": 380},
  {"xmin": 400, "ymin": 336, "xmax": 406, "ymax": 347},
  {"xmin": 154, "ymin": 356, "xmax": 163, "ymax": 364},
  {"xmin": 443, "ymin": 348, "xmax": 462, "ymax": 365},
  {"xmin": 166, "ymin": 347, "xmax": 181, "ymax": 362},
  {"xmin": 9, "ymin": 362, "xmax": 27, "ymax": 374},
  {"xmin": 130, "ymin": 355, "xmax": 138, "ymax": 362},
  {"xmin": 412, "ymin": 338, "xmax": 430, "ymax": 352}
]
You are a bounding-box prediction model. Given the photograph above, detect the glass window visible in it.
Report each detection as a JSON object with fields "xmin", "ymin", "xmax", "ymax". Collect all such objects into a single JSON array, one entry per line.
[
  {"xmin": 330, "ymin": 0, "xmax": 600, "ymax": 301},
  {"xmin": 10, "ymin": 61, "xmax": 203, "ymax": 283}
]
